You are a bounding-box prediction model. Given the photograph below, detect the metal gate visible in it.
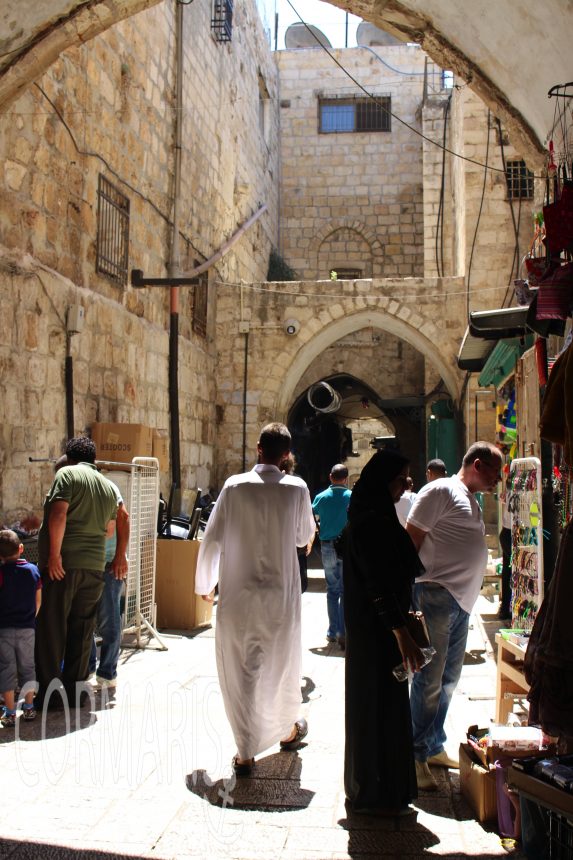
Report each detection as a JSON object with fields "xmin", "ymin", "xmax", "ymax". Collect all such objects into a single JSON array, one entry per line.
[{"xmin": 102, "ymin": 457, "xmax": 166, "ymax": 650}]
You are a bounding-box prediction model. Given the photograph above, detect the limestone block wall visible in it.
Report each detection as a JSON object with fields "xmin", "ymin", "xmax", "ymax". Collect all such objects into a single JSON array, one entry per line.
[
  {"xmin": 276, "ymin": 45, "xmax": 426, "ymax": 281},
  {"xmin": 213, "ymin": 275, "xmax": 467, "ymax": 487},
  {"xmin": 0, "ymin": 0, "xmax": 279, "ymax": 521},
  {"xmin": 429, "ymin": 86, "xmax": 543, "ymax": 302}
]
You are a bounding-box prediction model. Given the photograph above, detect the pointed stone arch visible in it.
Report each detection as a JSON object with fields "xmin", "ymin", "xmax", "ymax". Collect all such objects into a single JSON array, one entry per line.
[
  {"xmin": 273, "ymin": 306, "xmax": 460, "ymax": 422},
  {"xmin": 0, "ymin": 0, "xmax": 163, "ymax": 110}
]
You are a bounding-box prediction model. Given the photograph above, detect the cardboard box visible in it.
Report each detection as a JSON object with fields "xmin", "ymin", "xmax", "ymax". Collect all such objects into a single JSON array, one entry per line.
[
  {"xmin": 152, "ymin": 431, "xmax": 169, "ymax": 473},
  {"xmin": 155, "ymin": 538, "xmax": 213, "ymax": 630},
  {"xmin": 467, "ymin": 725, "xmax": 546, "ymax": 768},
  {"xmin": 92, "ymin": 423, "xmax": 153, "ymax": 470},
  {"xmin": 459, "ymin": 743, "xmax": 498, "ymax": 822}
]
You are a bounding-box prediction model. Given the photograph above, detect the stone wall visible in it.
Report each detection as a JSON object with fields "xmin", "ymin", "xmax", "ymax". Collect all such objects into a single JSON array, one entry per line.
[
  {"xmin": 276, "ymin": 45, "xmax": 426, "ymax": 281},
  {"xmin": 213, "ymin": 275, "xmax": 467, "ymax": 486},
  {"xmin": 0, "ymin": 0, "xmax": 279, "ymax": 521}
]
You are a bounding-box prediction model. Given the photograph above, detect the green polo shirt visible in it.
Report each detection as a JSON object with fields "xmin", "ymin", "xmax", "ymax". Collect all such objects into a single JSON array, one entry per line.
[{"xmin": 38, "ymin": 463, "xmax": 119, "ymax": 571}]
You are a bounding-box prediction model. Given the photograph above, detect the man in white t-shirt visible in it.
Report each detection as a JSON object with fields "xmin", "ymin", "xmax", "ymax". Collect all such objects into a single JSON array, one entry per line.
[
  {"xmin": 406, "ymin": 441, "xmax": 502, "ymax": 791},
  {"xmin": 395, "ymin": 476, "xmax": 416, "ymax": 526}
]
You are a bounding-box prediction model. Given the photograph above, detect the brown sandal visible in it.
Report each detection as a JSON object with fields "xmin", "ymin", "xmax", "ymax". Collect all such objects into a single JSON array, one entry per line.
[
  {"xmin": 232, "ymin": 755, "xmax": 254, "ymax": 776},
  {"xmin": 280, "ymin": 717, "xmax": 308, "ymax": 751}
]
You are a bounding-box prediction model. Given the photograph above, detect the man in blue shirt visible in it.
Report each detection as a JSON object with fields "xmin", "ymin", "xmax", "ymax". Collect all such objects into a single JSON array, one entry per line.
[{"xmin": 312, "ymin": 464, "xmax": 351, "ymax": 648}]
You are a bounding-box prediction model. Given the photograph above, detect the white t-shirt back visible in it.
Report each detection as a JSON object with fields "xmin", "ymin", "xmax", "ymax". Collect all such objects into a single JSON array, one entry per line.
[
  {"xmin": 407, "ymin": 475, "xmax": 487, "ymax": 613},
  {"xmin": 395, "ymin": 490, "xmax": 416, "ymax": 527}
]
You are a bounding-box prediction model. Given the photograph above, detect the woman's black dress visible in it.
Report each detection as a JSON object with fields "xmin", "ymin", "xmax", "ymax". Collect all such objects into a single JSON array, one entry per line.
[{"xmin": 343, "ymin": 453, "xmax": 423, "ymax": 811}]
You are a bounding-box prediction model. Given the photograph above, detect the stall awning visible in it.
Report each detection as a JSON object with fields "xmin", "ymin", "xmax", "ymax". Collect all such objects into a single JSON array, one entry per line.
[
  {"xmin": 478, "ymin": 336, "xmax": 534, "ymax": 387},
  {"xmin": 457, "ymin": 306, "xmax": 530, "ymax": 372}
]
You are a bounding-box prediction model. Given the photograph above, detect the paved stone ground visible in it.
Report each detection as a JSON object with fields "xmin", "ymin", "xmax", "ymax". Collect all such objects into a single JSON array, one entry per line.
[{"xmin": 0, "ymin": 563, "xmax": 523, "ymax": 859}]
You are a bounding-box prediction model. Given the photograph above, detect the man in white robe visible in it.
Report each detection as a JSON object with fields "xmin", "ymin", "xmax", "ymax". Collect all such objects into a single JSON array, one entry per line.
[{"xmin": 195, "ymin": 423, "xmax": 316, "ymax": 774}]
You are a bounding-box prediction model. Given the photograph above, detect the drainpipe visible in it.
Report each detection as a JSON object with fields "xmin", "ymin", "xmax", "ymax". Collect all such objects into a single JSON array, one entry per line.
[
  {"xmin": 242, "ymin": 330, "xmax": 249, "ymax": 471},
  {"xmin": 65, "ymin": 334, "xmax": 74, "ymax": 439},
  {"xmin": 168, "ymin": 0, "xmax": 184, "ymax": 490}
]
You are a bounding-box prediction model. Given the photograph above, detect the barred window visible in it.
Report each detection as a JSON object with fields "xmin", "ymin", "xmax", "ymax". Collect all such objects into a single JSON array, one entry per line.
[
  {"xmin": 191, "ymin": 264, "xmax": 208, "ymax": 337},
  {"xmin": 319, "ymin": 97, "xmax": 391, "ymax": 133},
  {"xmin": 96, "ymin": 175, "xmax": 129, "ymax": 286},
  {"xmin": 212, "ymin": 0, "xmax": 233, "ymax": 43},
  {"xmin": 506, "ymin": 159, "xmax": 534, "ymax": 199}
]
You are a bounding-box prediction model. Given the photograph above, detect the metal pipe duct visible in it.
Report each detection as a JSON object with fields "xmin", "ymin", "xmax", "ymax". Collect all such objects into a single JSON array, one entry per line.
[{"xmin": 307, "ymin": 381, "xmax": 341, "ymax": 414}]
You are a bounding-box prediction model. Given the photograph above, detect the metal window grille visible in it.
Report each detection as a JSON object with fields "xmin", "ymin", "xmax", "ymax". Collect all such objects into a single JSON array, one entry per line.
[
  {"xmin": 506, "ymin": 159, "xmax": 534, "ymax": 200},
  {"xmin": 192, "ymin": 267, "xmax": 208, "ymax": 337},
  {"xmin": 212, "ymin": 0, "xmax": 233, "ymax": 42},
  {"xmin": 356, "ymin": 97, "xmax": 391, "ymax": 132},
  {"xmin": 319, "ymin": 97, "xmax": 391, "ymax": 133},
  {"xmin": 96, "ymin": 174, "xmax": 130, "ymax": 286}
]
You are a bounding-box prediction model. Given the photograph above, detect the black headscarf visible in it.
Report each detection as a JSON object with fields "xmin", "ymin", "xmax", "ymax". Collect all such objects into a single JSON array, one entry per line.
[
  {"xmin": 348, "ymin": 449, "xmax": 409, "ymax": 521},
  {"xmin": 347, "ymin": 449, "xmax": 423, "ymax": 580}
]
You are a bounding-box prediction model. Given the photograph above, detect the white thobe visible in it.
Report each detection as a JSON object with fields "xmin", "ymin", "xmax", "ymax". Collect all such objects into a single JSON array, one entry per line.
[{"xmin": 195, "ymin": 464, "xmax": 316, "ymax": 760}]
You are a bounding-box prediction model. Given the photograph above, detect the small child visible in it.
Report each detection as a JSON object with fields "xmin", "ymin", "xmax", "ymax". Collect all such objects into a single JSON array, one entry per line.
[{"xmin": 0, "ymin": 529, "xmax": 42, "ymax": 725}]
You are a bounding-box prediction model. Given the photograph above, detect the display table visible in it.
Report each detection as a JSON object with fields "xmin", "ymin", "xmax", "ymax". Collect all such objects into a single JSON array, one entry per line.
[
  {"xmin": 495, "ymin": 633, "xmax": 530, "ymax": 723},
  {"xmin": 508, "ymin": 766, "xmax": 573, "ymax": 820}
]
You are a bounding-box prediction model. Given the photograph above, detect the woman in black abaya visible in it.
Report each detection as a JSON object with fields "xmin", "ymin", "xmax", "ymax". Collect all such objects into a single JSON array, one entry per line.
[{"xmin": 344, "ymin": 449, "xmax": 424, "ymax": 816}]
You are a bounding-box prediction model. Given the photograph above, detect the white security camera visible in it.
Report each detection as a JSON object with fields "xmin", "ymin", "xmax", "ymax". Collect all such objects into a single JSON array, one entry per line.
[{"xmin": 283, "ymin": 318, "xmax": 300, "ymax": 336}]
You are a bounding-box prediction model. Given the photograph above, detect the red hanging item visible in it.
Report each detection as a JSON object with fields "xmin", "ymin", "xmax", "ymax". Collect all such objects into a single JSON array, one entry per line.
[
  {"xmin": 536, "ymin": 261, "xmax": 573, "ymax": 320},
  {"xmin": 543, "ymin": 184, "xmax": 573, "ymax": 254}
]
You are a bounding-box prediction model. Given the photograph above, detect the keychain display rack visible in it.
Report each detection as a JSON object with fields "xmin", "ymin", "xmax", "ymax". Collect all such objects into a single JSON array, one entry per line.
[{"xmin": 507, "ymin": 457, "xmax": 544, "ymax": 632}]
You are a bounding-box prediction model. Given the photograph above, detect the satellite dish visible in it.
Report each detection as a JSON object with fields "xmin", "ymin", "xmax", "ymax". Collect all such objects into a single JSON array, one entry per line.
[
  {"xmin": 285, "ymin": 22, "xmax": 332, "ymax": 50},
  {"xmin": 356, "ymin": 21, "xmax": 403, "ymax": 47}
]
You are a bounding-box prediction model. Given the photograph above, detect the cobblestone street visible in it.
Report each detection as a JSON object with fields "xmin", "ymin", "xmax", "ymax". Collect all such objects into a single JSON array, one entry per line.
[{"xmin": 0, "ymin": 562, "xmax": 519, "ymax": 859}]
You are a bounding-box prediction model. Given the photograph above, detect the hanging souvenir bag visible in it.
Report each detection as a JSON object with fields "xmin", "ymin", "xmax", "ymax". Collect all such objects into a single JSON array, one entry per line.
[
  {"xmin": 536, "ymin": 260, "xmax": 573, "ymax": 320},
  {"xmin": 523, "ymin": 218, "xmax": 551, "ymax": 285},
  {"xmin": 543, "ymin": 182, "xmax": 573, "ymax": 254}
]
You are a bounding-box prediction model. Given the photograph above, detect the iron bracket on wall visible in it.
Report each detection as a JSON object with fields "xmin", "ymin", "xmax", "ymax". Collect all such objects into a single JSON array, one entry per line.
[{"xmin": 131, "ymin": 269, "xmax": 198, "ymax": 287}]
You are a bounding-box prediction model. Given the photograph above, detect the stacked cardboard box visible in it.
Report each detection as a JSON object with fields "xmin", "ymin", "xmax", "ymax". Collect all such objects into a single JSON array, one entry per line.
[
  {"xmin": 91, "ymin": 422, "xmax": 168, "ymax": 472},
  {"xmin": 460, "ymin": 725, "xmax": 547, "ymax": 823}
]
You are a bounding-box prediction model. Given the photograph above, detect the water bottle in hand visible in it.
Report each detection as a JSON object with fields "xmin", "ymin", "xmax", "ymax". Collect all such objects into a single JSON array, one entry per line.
[{"xmin": 392, "ymin": 646, "xmax": 436, "ymax": 682}]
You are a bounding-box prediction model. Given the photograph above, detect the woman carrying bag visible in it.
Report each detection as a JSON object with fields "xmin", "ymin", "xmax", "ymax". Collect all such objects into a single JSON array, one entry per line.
[{"xmin": 343, "ymin": 449, "xmax": 425, "ymax": 817}]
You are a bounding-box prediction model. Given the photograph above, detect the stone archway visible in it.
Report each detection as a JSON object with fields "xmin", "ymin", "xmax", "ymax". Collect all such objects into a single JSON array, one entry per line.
[
  {"xmin": 274, "ymin": 306, "xmax": 460, "ymax": 422},
  {"xmin": 0, "ymin": 0, "xmax": 565, "ymax": 164},
  {"xmin": 0, "ymin": 0, "xmax": 163, "ymax": 109}
]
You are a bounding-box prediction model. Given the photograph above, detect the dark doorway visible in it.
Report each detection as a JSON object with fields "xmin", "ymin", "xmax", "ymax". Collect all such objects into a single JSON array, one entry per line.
[{"xmin": 287, "ymin": 373, "xmax": 426, "ymax": 497}]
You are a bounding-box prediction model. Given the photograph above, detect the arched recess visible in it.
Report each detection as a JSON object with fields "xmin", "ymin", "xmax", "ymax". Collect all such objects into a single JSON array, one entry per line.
[
  {"xmin": 275, "ymin": 308, "xmax": 460, "ymax": 422},
  {"xmin": 317, "ymin": 227, "xmax": 375, "ymax": 280},
  {"xmin": 310, "ymin": 219, "xmax": 384, "ymax": 280}
]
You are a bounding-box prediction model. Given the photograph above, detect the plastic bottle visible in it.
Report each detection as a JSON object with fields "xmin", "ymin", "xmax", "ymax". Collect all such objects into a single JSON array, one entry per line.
[{"xmin": 392, "ymin": 646, "xmax": 437, "ymax": 683}]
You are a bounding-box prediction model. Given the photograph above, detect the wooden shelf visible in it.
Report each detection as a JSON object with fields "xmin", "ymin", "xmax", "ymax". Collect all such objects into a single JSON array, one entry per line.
[{"xmin": 495, "ymin": 632, "xmax": 530, "ymax": 723}]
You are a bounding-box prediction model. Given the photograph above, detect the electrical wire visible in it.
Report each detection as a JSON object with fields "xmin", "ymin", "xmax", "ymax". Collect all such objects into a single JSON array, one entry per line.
[
  {"xmin": 214, "ymin": 279, "xmax": 509, "ymax": 303},
  {"xmin": 434, "ymin": 94, "xmax": 451, "ymax": 277},
  {"xmin": 33, "ymin": 81, "xmax": 210, "ymax": 270},
  {"xmin": 496, "ymin": 117, "xmax": 523, "ymax": 305},
  {"xmin": 284, "ymin": 0, "xmax": 542, "ymax": 178},
  {"xmin": 466, "ymin": 109, "xmax": 491, "ymax": 320}
]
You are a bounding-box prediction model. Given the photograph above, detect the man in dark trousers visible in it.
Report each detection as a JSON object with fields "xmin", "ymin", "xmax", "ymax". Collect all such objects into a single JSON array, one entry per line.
[
  {"xmin": 312, "ymin": 464, "xmax": 352, "ymax": 649},
  {"xmin": 35, "ymin": 436, "xmax": 129, "ymax": 707}
]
